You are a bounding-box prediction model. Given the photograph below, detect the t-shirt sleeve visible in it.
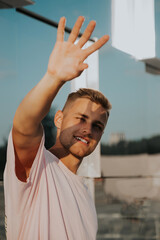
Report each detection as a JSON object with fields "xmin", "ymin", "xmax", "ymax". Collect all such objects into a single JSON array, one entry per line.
[
  {"xmin": 4, "ymin": 128, "xmax": 46, "ymax": 201},
  {"xmin": 3, "ymin": 129, "xmax": 46, "ymax": 239}
]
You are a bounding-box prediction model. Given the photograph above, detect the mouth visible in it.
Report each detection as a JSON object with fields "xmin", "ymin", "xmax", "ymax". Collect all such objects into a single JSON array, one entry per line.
[{"xmin": 74, "ymin": 136, "xmax": 89, "ymax": 145}]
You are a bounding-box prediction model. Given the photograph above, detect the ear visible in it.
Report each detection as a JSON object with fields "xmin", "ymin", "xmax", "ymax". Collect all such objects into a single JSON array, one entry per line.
[{"xmin": 54, "ymin": 110, "xmax": 63, "ymax": 129}]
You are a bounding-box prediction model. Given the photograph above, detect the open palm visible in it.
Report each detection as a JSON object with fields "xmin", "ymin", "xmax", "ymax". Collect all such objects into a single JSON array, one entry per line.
[{"xmin": 47, "ymin": 16, "xmax": 109, "ymax": 82}]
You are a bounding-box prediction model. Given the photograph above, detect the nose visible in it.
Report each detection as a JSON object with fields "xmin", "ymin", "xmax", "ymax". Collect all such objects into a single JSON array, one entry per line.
[{"xmin": 82, "ymin": 123, "xmax": 92, "ymax": 136}]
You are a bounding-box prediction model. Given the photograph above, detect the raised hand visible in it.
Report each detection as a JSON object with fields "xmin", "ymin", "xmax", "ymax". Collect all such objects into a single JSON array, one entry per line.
[{"xmin": 47, "ymin": 16, "xmax": 109, "ymax": 82}]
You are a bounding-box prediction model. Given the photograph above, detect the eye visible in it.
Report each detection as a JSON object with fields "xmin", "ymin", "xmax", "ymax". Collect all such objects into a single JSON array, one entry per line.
[
  {"xmin": 93, "ymin": 124, "xmax": 102, "ymax": 131},
  {"xmin": 76, "ymin": 117, "xmax": 85, "ymax": 122},
  {"xmin": 80, "ymin": 117, "xmax": 86, "ymax": 122}
]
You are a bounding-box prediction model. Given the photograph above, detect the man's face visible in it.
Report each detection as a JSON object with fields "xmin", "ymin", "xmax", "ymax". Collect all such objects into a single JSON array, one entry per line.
[{"xmin": 58, "ymin": 98, "xmax": 108, "ymax": 160}]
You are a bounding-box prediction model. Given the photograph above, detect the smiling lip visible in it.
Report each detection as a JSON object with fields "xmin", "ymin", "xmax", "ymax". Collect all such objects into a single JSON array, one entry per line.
[{"xmin": 74, "ymin": 136, "xmax": 89, "ymax": 145}]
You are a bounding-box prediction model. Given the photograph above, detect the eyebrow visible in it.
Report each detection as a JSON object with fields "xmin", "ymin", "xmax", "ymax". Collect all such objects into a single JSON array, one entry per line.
[
  {"xmin": 76, "ymin": 113, "xmax": 88, "ymax": 118},
  {"xmin": 76, "ymin": 113, "xmax": 105, "ymax": 128}
]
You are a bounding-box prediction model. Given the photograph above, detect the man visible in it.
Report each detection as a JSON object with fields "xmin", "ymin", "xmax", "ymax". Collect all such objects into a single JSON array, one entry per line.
[{"xmin": 4, "ymin": 16, "xmax": 111, "ymax": 239}]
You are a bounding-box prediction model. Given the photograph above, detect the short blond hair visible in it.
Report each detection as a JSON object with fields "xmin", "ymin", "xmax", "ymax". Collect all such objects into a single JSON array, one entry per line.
[{"xmin": 62, "ymin": 88, "xmax": 112, "ymax": 116}]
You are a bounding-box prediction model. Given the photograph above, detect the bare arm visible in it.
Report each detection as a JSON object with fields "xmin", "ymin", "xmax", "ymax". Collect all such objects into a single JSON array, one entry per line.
[{"xmin": 13, "ymin": 16, "xmax": 109, "ymax": 181}]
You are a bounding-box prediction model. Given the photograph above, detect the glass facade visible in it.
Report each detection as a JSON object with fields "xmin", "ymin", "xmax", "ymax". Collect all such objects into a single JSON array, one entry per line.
[{"xmin": 1, "ymin": 1, "xmax": 160, "ymax": 239}]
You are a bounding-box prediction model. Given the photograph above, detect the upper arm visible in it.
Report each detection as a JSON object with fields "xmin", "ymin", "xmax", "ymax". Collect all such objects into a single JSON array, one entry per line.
[{"xmin": 12, "ymin": 124, "xmax": 43, "ymax": 182}]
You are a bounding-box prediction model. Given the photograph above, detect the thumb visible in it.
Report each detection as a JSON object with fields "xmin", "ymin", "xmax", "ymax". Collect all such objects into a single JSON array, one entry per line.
[{"xmin": 78, "ymin": 63, "xmax": 88, "ymax": 72}]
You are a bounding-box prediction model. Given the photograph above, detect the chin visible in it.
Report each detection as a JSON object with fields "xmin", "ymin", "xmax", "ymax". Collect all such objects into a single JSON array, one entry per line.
[
  {"xmin": 70, "ymin": 149, "xmax": 94, "ymax": 160},
  {"xmin": 64, "ymin": 142, "xmax": 97, "ymax": 159}
]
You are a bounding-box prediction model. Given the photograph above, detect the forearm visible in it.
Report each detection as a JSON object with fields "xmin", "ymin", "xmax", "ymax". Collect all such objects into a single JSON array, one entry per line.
[{"xmin": 13, "ymin": 72, "xmax": 64, "ymax": 136}]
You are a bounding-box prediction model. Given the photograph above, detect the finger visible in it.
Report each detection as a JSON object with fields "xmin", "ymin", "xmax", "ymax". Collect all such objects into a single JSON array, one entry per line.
[
  {"xmin": 76, "ymin": 20, "xmax": 96, "ymax": 48},
  {"xmin": 68, "ymin": 16, "xmax": 85, "ymax": 43},
  {"xmin": 57, "ymin": 17, "xmax": 66, "ymax": 42},
  {"xmin": 78, "ymin": 63, "xmax": 88, "ymax": 72},
  {"xmin": 83, "ymin": 35, "xmax": 109, "ymax": 58}
]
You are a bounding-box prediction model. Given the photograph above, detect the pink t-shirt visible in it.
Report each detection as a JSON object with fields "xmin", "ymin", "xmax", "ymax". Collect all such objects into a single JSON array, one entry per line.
[{"xmin": 4, "ymin": 131, "xmax": 98, "ymax": 240}]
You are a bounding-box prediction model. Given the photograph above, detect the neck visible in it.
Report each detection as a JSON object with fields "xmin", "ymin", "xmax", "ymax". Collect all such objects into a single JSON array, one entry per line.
[{"xmin": 49, "ymin": 142, "xmax": 82, "ymax": 174}]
